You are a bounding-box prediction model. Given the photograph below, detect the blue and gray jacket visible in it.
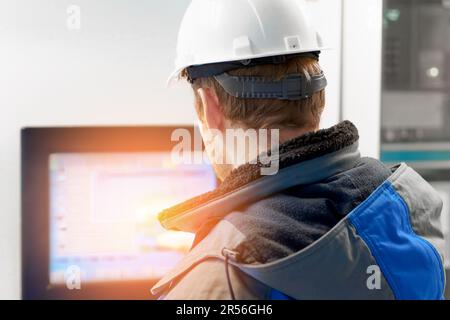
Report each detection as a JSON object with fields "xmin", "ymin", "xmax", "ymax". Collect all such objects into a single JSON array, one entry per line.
[{"xmin": 151, "ymin": 121, "xmax": 446, "ymax": 300}]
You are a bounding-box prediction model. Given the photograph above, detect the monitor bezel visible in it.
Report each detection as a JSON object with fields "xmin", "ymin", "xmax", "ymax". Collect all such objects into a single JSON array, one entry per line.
[{"xmin": 21, "ymin": 126, "xmax": 207, "ymax": 300}]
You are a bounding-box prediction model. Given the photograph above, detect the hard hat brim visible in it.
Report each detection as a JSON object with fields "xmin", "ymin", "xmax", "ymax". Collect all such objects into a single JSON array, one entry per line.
[{"xmin": 166, "ymin": 47, "xmax": 331, "ymax": 87}]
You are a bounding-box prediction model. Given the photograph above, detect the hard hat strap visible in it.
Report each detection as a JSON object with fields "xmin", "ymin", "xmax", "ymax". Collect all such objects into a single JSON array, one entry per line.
[
  {"xmin": 214, "ymin": 71, "xmax": 327, "ymax": 101},
  {"xmin": 186, "ymin": 52, "xmax": 320, "ymax": 83}
]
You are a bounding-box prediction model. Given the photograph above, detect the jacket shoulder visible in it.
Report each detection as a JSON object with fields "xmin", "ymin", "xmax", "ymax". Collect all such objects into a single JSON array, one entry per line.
[
  {"xmin": 161, "ymin": 258, "xmax": 270, "ymax": 300},
  {"xmin": 151, "ymin": 218, "xmax": 270, "ymax": 299}
]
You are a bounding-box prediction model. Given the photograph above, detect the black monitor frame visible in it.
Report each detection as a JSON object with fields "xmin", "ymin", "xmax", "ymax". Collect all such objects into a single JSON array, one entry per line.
[{"xmin": 21, "ymin": 126, "xmax": 204, "ymax": 300}]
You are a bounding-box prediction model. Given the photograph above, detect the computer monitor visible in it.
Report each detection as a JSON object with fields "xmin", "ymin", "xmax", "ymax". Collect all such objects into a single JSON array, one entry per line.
[{"xmin": 22, "ymin": 127, "xmax": 217, "ymax": 300}]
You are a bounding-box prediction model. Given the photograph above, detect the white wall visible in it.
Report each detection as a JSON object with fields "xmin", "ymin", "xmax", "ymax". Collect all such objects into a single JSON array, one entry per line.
[{"xmin": 341, "ymin": 0, "xmax": 384, "ymax": 158}]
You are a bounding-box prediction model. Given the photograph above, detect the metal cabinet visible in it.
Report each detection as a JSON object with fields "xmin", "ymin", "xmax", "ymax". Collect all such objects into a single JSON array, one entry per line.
[{"xmin": 381, "ymin": 0, "xmax": 450, "ymax": 297}]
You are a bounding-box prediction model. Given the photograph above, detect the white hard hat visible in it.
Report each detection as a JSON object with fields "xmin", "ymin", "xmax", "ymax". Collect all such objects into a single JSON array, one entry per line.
[{"xmin": 169, "ymin": 0, "xmax": 326, "ymax": 85}]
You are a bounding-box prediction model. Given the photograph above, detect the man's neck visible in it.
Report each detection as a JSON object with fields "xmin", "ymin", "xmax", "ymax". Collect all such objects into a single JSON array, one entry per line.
[{"xmin": 227, "ymin": 126, "xmax": 319, "ymax": 171}]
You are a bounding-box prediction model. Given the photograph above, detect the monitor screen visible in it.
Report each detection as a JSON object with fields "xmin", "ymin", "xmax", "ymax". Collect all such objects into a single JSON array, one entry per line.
[{"xmin": 48, "ymin": 152, "xmax": 216, "ymax": 284}]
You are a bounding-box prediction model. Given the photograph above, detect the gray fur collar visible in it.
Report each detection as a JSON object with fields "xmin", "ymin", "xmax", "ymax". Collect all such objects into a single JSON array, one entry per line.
[{"xmin": 157, "ymin": 121, "xmax": 359, "ymax": 228}]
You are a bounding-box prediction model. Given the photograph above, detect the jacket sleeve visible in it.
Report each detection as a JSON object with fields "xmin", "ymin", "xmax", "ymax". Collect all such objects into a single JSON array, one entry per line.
[{"xmin": 161, "ymin": 259, "xmax": 271, "ymax": 300}]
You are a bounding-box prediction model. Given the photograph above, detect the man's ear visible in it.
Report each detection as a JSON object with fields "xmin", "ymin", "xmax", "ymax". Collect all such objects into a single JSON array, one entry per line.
[{"xmin": 197, "ymin": 88, "xmax": 224, "ymax": 131}]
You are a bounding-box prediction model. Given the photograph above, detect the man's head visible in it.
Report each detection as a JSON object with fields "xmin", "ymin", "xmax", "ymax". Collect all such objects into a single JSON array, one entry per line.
[
  {"xmin": 171, "ymin": 0, "xmax": 327, "ymax": 180},
  {"xmin": 182, "ymin": 55, "xmax": 325, "ymax": 180}
]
